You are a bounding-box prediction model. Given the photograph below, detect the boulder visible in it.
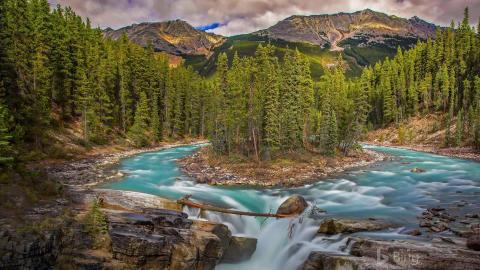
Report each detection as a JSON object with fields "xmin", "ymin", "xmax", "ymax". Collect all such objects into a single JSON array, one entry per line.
[
  {"xmin": 411, "ymin": 167, "xmax": 426, "ymax": 173},
  {"xmin": 276, "ymin": 195, "xmax": 308, "ymax": 216},
  {"xmin": 467, "ymin": 233, "xmax": 480, "ymax": 251},
  {"xmin": 191, "ymin": 220, "xmax": 232, "ymax": 252},
  {"xmin": 318, "ymin": 218, "xmax": 393, "ymax": 234},
  {"xmin": 302, "ymin": 251, "xmax": 402, "ymax": 270},
  {"xmin": 221, "ymin": 236, "xmax": 257, "ymax": 263},
  {"xmin": 106, "ymin": 208, "xmax": 233, "ymax": 270}
]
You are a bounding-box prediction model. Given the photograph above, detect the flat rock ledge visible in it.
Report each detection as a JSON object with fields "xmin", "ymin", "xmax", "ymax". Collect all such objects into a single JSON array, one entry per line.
[
  {"xmin": 302, "ymin": 237, "xmax": 480, "ymax": 270},
  {"xmin": 318, "ymin": 218, "xmax": 394, "ymax": 235}
]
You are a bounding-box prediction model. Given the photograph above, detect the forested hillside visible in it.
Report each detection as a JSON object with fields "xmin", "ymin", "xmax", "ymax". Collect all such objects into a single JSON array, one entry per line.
[
  {"xmin": 0, "ymin": 0, "xmax": 368, "ymax": 165},
  {"xmin": 357, "ymin": 8, "xmax": 480, "ymax": 148},
  {"xmin": 0, "ymin": 0, "xmax": 213, "ymax": 165},
  {"xmin": 1, "ymin": 1, "xmax": 479, "ymax": 168}
]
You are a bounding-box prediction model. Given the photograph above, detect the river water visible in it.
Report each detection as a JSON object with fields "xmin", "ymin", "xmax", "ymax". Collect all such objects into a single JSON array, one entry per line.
[{"xmin": 103, "ymin": 144, "xmax": 480, "ymax": 270}]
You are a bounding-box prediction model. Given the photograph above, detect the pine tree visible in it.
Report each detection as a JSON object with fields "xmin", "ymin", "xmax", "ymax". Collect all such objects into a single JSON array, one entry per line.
[
  {"xmin": 455, "ymin": 109, "xmax": 464, "ymax": 147},
  {"xmin": 0, "ymin": 99, "xmax": 13, "ymax": 166},
  {"xmin": 325, "ymin": 109, "xmax": 338, "ymax": 156},
  {"xmin": 128, "ymin": 91, "xmax": 150, "ymax": 147}
]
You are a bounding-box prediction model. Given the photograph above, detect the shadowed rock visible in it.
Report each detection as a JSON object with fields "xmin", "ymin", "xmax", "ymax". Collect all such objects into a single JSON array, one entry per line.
[{"xmin": 221, "ymin": 236, "xmax": 257, "ymax": 263}]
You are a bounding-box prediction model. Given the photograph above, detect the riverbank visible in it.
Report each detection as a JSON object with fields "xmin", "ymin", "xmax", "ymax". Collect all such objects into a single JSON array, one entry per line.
[
  {"xmin": 178, "ymin": 147, "xmax": 387, "ymax": 187},
  {"xmin": 46, "ymin": 139, "xmax": 208, "ymax": 187},
  {"xmin": 365, "ymin": 141, "xmax": 480, "ymax": 162}
]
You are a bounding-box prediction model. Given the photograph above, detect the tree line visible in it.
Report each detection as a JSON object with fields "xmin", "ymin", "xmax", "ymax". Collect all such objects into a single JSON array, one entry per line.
[
  {"xmin": 2, "ymin": 1, "xmax": 479, "ymax": 167},
  {"xmin": 0, "ymin": 0, "xmax": 213, "ymax": 165},
  {"xmin": 0, "ymin": 0, "xmax": 365, "ymax": 165},
  {"xmin": 210, "ymin": 48, "xmax": 369, "ymax": 160},
  {"xmin": 359, "ymin": 8, "xmax": 480, "ymax": 148}
]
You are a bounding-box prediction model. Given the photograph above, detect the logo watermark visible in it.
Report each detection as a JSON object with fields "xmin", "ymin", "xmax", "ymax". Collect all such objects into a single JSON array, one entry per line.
[{"xmin": 376, "ymin": 248, "xmax": 421, "ymax": 267}]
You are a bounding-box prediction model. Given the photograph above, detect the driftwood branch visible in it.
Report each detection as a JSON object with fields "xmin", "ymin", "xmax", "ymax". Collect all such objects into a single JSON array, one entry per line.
[{"xmin": 177, "ymin": 195, "xmax": 296, "ymax": 218}]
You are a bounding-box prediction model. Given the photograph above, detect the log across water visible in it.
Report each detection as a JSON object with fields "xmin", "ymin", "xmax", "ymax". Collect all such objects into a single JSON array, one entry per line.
[{"xmin": 177, "ymin": 195, "xmax": 297, "ymax": 218}]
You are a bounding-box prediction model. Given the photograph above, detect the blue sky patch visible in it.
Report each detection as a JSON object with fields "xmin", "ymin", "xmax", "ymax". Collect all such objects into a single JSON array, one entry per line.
[{"xmin": 196, "ymin": 22, "xmax": 222, "ymax": 31}]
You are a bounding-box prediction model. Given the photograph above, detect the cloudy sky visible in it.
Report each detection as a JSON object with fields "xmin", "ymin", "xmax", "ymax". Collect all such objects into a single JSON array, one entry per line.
[{"xmin": 48, "ymin": 0, "xmax": 480, "ymax": 36}]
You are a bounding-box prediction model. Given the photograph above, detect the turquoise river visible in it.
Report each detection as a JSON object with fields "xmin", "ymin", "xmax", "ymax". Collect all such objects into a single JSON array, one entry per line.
[{"xmin": 102, "ymin": 144, "xmax": 480, "ymax": 269}]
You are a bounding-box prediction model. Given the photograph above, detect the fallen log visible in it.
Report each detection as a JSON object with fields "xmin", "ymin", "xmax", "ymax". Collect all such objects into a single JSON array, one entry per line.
[{"xmin": 177, "ymin": 195, "xmax": 298, "ymax": 218}]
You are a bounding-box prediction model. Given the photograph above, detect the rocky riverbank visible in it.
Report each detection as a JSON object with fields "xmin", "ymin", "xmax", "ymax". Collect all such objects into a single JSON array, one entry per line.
[
  {"xmin": 302, "ymin": 216, "xmax": 480, "ymax": 270},
  {"xmin": 45, "ymin": 140, "xmax": 208, "ymax": 187},
  {"xmin": 366, "ymin": 141, "xmax": 480, "ymax": 163},
  {"xmin": 178, "ymin": 147, "xmax": 387, "ymax": 187}
]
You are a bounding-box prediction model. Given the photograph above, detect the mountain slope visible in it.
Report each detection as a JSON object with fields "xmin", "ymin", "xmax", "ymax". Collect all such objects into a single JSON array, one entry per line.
[
  {"xmin": 189, "ymin": 10, "xmax": 437, "ymax": 79},
  {"xmin": 253, "ymin": 9, "xmax": 436, "ymax": 51},
  {"xmin": 104, "ymin": 20, "xmax": 225, "ymax": 56},
  {"xmin": 105, "ymin": 10, "xmax": 437, "ymax": 79}
]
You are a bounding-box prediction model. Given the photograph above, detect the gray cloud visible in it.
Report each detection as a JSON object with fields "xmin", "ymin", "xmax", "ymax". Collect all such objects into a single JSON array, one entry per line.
[{"xmin": 49, "ymin": 0, "xmax": 480, "ymax": 35}]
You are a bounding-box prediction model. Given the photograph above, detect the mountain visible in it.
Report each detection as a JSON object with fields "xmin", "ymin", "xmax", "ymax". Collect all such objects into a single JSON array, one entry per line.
[
  {"xmin": 105, "ymin": 10, "xmax": 438, "ymax": 79},
  {"xmin": 188, "ymin": 9, "xmax": 438, "ymax": 79},
  {"xmin": 104, "ymin": 20, "xmax": 225, "ymax": 56},
  {"xmin": 252, "ymin": 9, "xmax": 437, "ymax": 51}
]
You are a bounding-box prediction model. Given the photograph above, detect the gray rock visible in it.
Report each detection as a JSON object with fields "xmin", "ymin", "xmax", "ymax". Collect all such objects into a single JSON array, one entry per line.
[
  {"xmin": 350, "ymin": 237, "xmax": 480, "ymax": 270},
  {"xmin": 466, "ymin": 234, "xmax": 480, "ymax": 251},
  {"xmin": 106, "ymin": 208, "xmax": 233, "ymax": 270},
  {"xmin": 301, "ymin": 251, "xmax": 402, "ymax": 270},
  {"xmin": 318, "ymin": 218, "xmax": 393, "ymax": 235},
  {"xmin": 221, "ymin": 236, "xmax": 257, "ymax": 263}
]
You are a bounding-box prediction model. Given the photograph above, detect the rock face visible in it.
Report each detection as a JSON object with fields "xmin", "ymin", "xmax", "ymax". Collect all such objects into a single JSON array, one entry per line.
[
  {"xmin": 318, "ymin": 218, "xmax": 393, "ymax": 234},
  {"xmin": 221, "ymin": 236, "xmax": 258, "ymax": 263},
  {"xmin": 105, "ymin": 20, "xmax": 225, "ymax": 56},
  {"xmin": 467, "ymin": 233, "xmax": 480, "ymax": 251},
  {"xmin": 0, "ymin": 229, "xmax": 63, "ymax": 269},
  {"xmin": 254, "ymin": 9, "xmax": 436, "ymax": 51},
  {"xmin": 350, "ymin": 238, "xmax": 480, "ymax": 270},
  {"xmin": 276, "ymin": 195, "xmax": 309, "ymax": 216},
  {"xmin": 107, "ymin": 208, "xmax": 232, "ymax": 269},
  {"xmin": 303, "ymin": 237, "xmax": 480, "ymax": 270},
  {"xmin": 302, "ymin": 251, "xmax": 402, "ymax": 270}
]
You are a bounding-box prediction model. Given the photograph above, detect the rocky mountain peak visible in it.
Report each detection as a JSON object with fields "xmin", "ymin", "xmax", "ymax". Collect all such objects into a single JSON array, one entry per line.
[
  {"xmin": 253, "ymin": 10, "xmax": 437, "ymax": 51},
  {"xmin": 104, "ymin": 20, "xmax": 225, "ymax": 56}
]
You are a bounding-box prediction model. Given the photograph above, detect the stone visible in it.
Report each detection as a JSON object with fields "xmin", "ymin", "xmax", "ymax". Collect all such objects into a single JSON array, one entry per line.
[
  {"xmin": 350, "ymin": 237, "xmax": 480, "ymax": 270},
  {"xmin": 411, "ymin": 167, "xmax": 426, "ymax": 173},
  {"xmin": 191, "ymin": 220, "xmax": 232, "ymax": 252},
  {"xmin": 407, "ymin": 229, "xmax": 422, "ymax": 236},
  {"xmin": 276, "ymin": 195, "xmax": 308, "ymax": 216},
  {"xmin": 221, "ymin": 236, "xmax": 257, "ymax": 263},
  {"xmin": 301, "ymin": 251, "xmax": 402, "ymax": 270},
  {"xmin": 466, "ymin": 234, "xmax": 480, "ymax": 251},
  {"xmin": 318, "ymin": 218, "xmax": 393, "ymax": 235},
  {"xmin": 106, "ymin": 208, "xmax": 234, "ymax": 270}
]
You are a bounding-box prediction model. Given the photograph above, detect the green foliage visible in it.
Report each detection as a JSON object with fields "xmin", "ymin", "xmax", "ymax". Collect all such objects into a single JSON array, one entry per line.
[
  {"xmin": 324, "ymin": 109, "xmax": 338, "ymax": 156},
  {"xmin": 83, "ymin": 199, "xmax": 108, "ymax": 236},
  {"xmin": 0, "ymin": 1, "xmax": 211, "ymax": 157},
  {"xmin": 0, "ymin": 99, "xmax": 13, "ymax": 166}
]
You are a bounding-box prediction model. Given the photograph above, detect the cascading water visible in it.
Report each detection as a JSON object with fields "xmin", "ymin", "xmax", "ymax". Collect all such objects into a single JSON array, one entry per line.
[{"xmin": 102, "ymin": 144, "xmax": 480, "ymax": 269}]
